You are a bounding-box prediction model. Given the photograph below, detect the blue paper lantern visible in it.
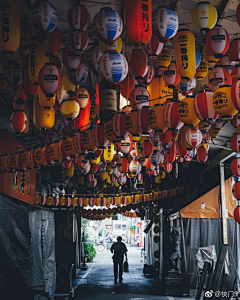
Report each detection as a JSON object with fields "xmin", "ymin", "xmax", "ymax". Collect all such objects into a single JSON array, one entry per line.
[{"xmin": 195, "ymin": 46, "xmax": 201, "ymax": 68}]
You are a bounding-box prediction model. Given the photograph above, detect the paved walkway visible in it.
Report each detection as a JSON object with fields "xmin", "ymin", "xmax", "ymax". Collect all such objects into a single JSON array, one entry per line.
[{"xmin": 73, "ymin": 246, "xmax": 194, "ymax": 300}]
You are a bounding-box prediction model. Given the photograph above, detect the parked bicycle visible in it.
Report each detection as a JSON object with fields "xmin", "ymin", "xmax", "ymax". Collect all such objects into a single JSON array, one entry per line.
[{"xmin": 95, "ymin": 240, "xmax": 113, "ymax": 252}]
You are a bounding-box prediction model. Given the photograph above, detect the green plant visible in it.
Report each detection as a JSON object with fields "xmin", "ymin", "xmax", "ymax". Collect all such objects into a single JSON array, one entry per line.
[{"xmin": 85, "ymin": 242, "xmax": 97, "ymax": 262}]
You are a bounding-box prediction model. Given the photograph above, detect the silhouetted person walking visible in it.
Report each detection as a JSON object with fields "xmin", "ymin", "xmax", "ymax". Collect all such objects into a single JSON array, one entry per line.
[{"xmin": 110, "ymin": 236, "xmax": 128, "ymax": 283}]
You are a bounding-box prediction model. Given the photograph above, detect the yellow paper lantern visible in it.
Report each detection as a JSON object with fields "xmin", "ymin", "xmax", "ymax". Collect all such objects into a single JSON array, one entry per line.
[
  {"xmin": 0, "ymin": 0, "xmax": 20, "ymax": 54},
  {"xmin": 63, "ymin": 137, "xmax": 79, "ymax": 157},
  {"xmin": 106, "ymin": 197, "xmax": 112, "ymax": 206},
  {"xmin": 62, "ymin": 73, "xmax": 75, "ymax": 93},
  {"xmin": 99, "ymin": 37, "xmax": 122, "ymax": 53},
  {"xmin": 147, "ymin": 75, "xmax": 172, "ymax": 106},
  {"xmin": 202, "ymin": 45, "xmax": 219, "ymax": 65},
  {"xmin": 213, "ymin": 85, "xmax": 238, "ymax": 120},
  {"xmin": 71, "ymin": 197, "xmax": 78, "ymax": 207},
  {"xmin": 84, "ymin": 197, "xmax": 90, "ymax": 207},
  {"xmin": 39, "ymin": 89, "xmax": 56, "ymax": 108},
  {"xmin": 104, "ymin": 120, "xmax": 118, "ymax": 143},
  {"xmin": 33, "ymin": 96, "xmax": 55, "ymax": 129},
  {"xmin": 127, "ymin": 195, "xmax": 132, "ymax": 204},
  {"xmin": 125, "ymin": 110, "xmax": 141, "ymax": 137},
  {"xmin": 61, "ymin": 99, "xmax": 80, "ymax": 120},
  {"xmin": 92, "ymin": 156, "xmax": 101, "ymax": 165},
  {"xmin": 48, "ymin": 142, "xmax": 62, "ymax": 162},
  {"xmin": 191, "ymin": 1, "xmax": 217, "ymax": 34},
  {"xmin": 59, "ymin": 196, "xmax": 66, "ymax": 206},
  {"xmin": 117, "ymin": 196, "xmax": 122, "ymax": 205},
  {"xmin": 103, "ymin": 142, "xmax": 115, "ymax": 163},
  {"xmin": 29, "ymin": 40, "xmax": 48, "ymax": 85},
  {"xmin": 174, "ymin": 30, "xmax": 196, "ymax": 82},
  {"xmin": 178, "ymin": 95, "xmax": 200, "ymax": 126},
  {"xmin": 63, "ymin": 162, "xmax": 74, "ymax": 177},
  {"xmin": 46, "ymin": 195, "xmax": 53, "ymax": 206},
  {"xmin": 95, "ymin": 197, "xmax": 101, "ymax": 206},
  {"xmin": 195, "ymin": 59, "xmax": 208, "ymax": 81},
  {"xmin": 152, "ymin": 47, "xmax": 171, "ymax": 70},
  {"xmin": 148, "ymin": 104, "xmax": 167, "ymax": 133},
  {"xmin": 81, "ymin": 129, "xmax": 98, "ymax": 151},
  {"xmin": 34, "ymin": 148, "xmax": 47, "ymax": 166},
  {"xmin": 100, "ymin": 171, "xmax": 108, "ymax": 180}
]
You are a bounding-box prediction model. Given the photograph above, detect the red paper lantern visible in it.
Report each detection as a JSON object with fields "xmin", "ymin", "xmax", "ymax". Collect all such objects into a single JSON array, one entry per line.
[
  {"xmin": 69, "ymin": 30, "xmax": 88, "ymax": 53},
  {"xmin": 130, "ymin": 49, "xmax": 148, "ymax": 81},
  {"xmin": 233, "ymin": 182, "xmax": 240, "ymax": 200},
  {"xmin": 197, "ymin": 146, "xmax": 208, "ymax": 163},
  {"xmin": 112, "ymin": 112, "xmax": 129, "ymax": 140},
  {"xmin": 137, "ymin": 106, "xmax": 152, "ymax": 136},
  {"xmin": 40, "ymin": 27, "xmax": 62, "ymax": 55},
  {"xmin": 215, "ymin": 55, "xmax": 234, "ymax": 73},
  {"xmin": 231, "ymin": 80, "xmax": 240, "ymax": 111},
  {"xmin": 67, "ymin": 5, "xmax": 90, "ymax": 32},
  {"xmin": 117, "ymin": 157, "xmax": 129, "ymax": 173},
  {"xmin": 140, "ymin": 140, "xmax": 154, "ymax": 158},
  {"xmin": 231, "ymin": 158, "xmax": 240, "ymax": 176},
  {"xmin": 206, "ymin": 25, "xmax": 229, "ymax": 58},
  {"xmin": 92, "ymin": 123, "xmax": 109, "ymax": 149},
  {"xmin": 142, "ymin": 65, "xmax": 155, "ymax": 86},
  {"xmin": 160, "ymin": 130, "xmax": 172, "ymax": 144},
  {"xmin": 39, "ymin": 63, "xmax": 61, "ymax": 97},
  {"xmin": 130, "ymin": 85, "xmax": 150, "ymax": 110},
  {"xmin": 145, "ymin": 158, "xmax": 155, "ymax": 171},
  {"xmin": 15, "ymin": 83, "xmax": 27, "ymax": 100},
  {"xmin": 22, "ymin": 54, "xmax": 40, "ymax": 97},
  {"xmin": 166, "ymin": 141, "xmax": 176, "ymax": 163},
  {"xmin": 234, "ymin": 206, "xmax": 240, "ymax": 223},
  {"xmin": 164, "ymin": 162, "xmax": 172, "ymax": 173},
  {"xmin": 231, "ymin": 65, "xmax": 240, "ymax": 84},
  {"xmin": 194, "ymin": 90, "xmax": 216, "ymax": 125},
  {"xmin": 163, "ymin": 62, "xmax": 180, "ymax": 89},
  {"xmin": 164, "ymin": 100, "xmax": 184, "ymax": 131},
  {"xmin": 10, "ymin": 111, "xmax": 27, "ymax": 133},
  {"xmin": 146, "ymin": 36, "xmax": 164, "ymax": 59},
  {"xmin": 124, "ymin": 0, "xmax": 152, "ymax": 46},
  {"xmin": 120, "ymin": 74, "xmax": 137, "ymax": 100},
  {"xmin": 177, "ymin": 134, "xmax": 187, "ymax": 157},
  {"xmin": 73, "ymin": 133, "xmax": 88, "ymax": 155},
  {"xmin": 230, "ymin": 134, "xmax": 240, "ymax": 152},
  {"xmin": 230, "ymin": 114, "xmax": 240, "ymax": 128},
  {"xmin": 208, "ymin": 66, "xmax": 232, "ymax": 93},
  {"xmin": 74, "ymin": 99, "xmax": 90, "ymax": 131},
  {"xmin": 120, "ymin": 135, "xmax": 133, "ymax": 154},
  {"xmin": 62, "ymin": 44, "xmax": 83, "ymax": 73}
]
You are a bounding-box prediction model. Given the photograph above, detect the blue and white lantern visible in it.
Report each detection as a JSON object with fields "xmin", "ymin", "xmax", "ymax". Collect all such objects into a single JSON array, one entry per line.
[
  {"xmin": 93, "ymin": 7, "xmax": 123, "ymax": 43},
  {"xmin": 195, "ymin": 46, "xmax": 201, "ymax": 68},
  {"xmin": 69, "ymin": 62, "xmax": 89, "ymax": 84},
  {"xmin": 152, "ymin": 7, "xmax": 178, "ymax": 42},
  {"xmin": 98, "ymin": 51, "xmax": 128, "ymax": 83},
  {"xmin": 30, "ymin": 1, "xmax": 58, "ymax": 33},
  {"xmin": 150, "ymin": 150, "xmax": 164, "ymax": 167}
]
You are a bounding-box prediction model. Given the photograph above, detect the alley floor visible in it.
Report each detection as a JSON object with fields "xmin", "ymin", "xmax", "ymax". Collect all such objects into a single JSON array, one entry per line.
[{"xmin": 72, "ymin": 246, "xmax": 194, "ymax": 300}]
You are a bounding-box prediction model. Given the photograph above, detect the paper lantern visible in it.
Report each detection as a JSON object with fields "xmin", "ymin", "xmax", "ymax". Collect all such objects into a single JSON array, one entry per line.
[
  {"xmin": 22, "ymin": 54, "xmax": 40, "ymax": 97},
  {"xmin": 153, "ymin": 47, "xmax": 171, "ymax": 70},
  {"xmin": 213, "ymin": 85, "xmax": 237, "ymax": 120},
  {"xmin": 61, "ymin": 73, "xmax": 75, "ymax": 94},
  {"xmin": 215, "ymin": 55, "xmax": 234, "ymax": 73},
  {"xmin": 163, "ymin": 61, "xmax": 180, "ymax": 88},
  {"xmin": 99, "ymin": 37, "xmax": 122, "ymax": 54},
  {"xmin": 75, "ymin": 87, "xmax": 89, "ymax": 109},
  {"xmin": 62, "ymin": 43, "xmax": 83, "ymax": 73},
  {"xmin": 92, "ymin": 123, "xmax": 109, "ymax": 149},
  {"xmin": 195, "ymin": 46, "xmax": 201, "ymax": 69},
  {"xmin": 151, "ymin": 150, "xmax": 164, "ymax": 166},
  {"xmin": 38, "ymin": 89, "xmax": 55, "ymax": 109},
  {"xmin": 12, "ymin": 98, "xmax": 25, "ymax": 111},
  {"xmin": 68, "ymin": 62, "xmax": 89, "ymax": 85},
  {"xmin": 164, "ymin": 162, "xmax": 172, "ymax": 173},
  {"xmin": 206, "ymin": 25, "xmax": 229, "ymax": 58},
  {"xmin": 124, "ymin": 0, "xmax": 152, "ymax": 46},
  {"xmin": 202, "ymin": 44, "xmax": 219, "ymax": 65},
  {"xmin": 30, "ymin": 0, "xmax": 58, "ymax": 33},
  {"xmin": 233, "ymin": 182, "xmax": 240, "ymax": 200},
  {"xmin": 148, "ymin": 104, "xmax": 167, "ymax": 133},
  {"xmin": 10, "ymin": 111, "xmax": 27, "ymax": 132},
  {"xmin": 99, "ymin": 51, "xmax": 128, "ymax": 83},
  {"xmin": 99, "ymin": 86, "xmax": 117, "ymax": 120},
  {"xmin": 164, "ymin": 100, "xmax": 184, "ymax": 131},
  {"xmin": 129, "ymin": 160, "xmax": 142, "ymax": 175},
  {"xmin": 56, "ymin": 84, "xmax": 68, "ymax": 105},
  {"xmin": 68, "ymin": 30, "xmax": 88, "ymax": 53},
  {"xmin": 166, "ymin": 141, "xmax": 176, "ymax": 162},
  {"xmin": 103, "ymin": 142, "xmax": 114, "ymax": 162},
  {"xmin": 81, "ymin": 129, "xmax": 98, "ymax": 152},
  {"xmin": 178, "ymin": 96, "xmax": 200, "ymax": 126},
  {"xmin": 234, "ymin": 206, "xmax": 240, "ymax": 224},
  {"xmin": 22, "ymin": 104, "xmax": 29, "ymax": 134},
  {"xmin": 38, "ymin": 63, "xmax": 61, "ymax": 97},
  {"xmin": 231, "ymin": 65, "xmax": 240, "ymax": 85},
  {"xmin": 0, "ymin": 0, "xmax": 20, "ymax": 54},
  {"xmin": 140, "ymin": 140, "xmax": 154, "ymax": 158},
  {"xmin": 130, "ymin": 85, "xmax": 150, "ymax": 110},
  {"xmin": 231, "ymin": 80, "xmax": 240, "ymax": 111},
  {"xmin": 61, "ymin": 98, "xmax": 80, "ymax": 120},
  {"xmin": 63, "ymin": 162, "xmax": 74, "ymax": 178},
  {"xmin": 117, "ymin": 157, "xmax": 129, "ymax": 173},
  {"xmin": 196, "ymin": 146, "xmax": 208, "ymax": 163},
  {"xmin": 74, "ymin": 99, "xmax": 90, "ymax": 131},
  {"xmin": 120, "ymin": 74, "xmax": 137, "ymax": 99},
  {"xmin": 174, "ymin": 30, "xmax": 196, "ymax": 82},
  {"xmin": 208, "ymin": 66, "xmax": 231, "ymax": 93},
  {"xmin": 40, "ymin": 27, "xmax": 62, "ymax": 55},
  {"xmin": 33, "ymin": 96, "xmax": 55, "ymax": 129},
  {"xmin": 86, "ymin": 45, "xmax": 102, "ymax": 74},
  {"xmin": 230, "ymin": 134, "xmax": 240, "ymax": 152},
  {"xmin": 73, "ymin": 134, "xmax": 87, "ymax": 155},
  {"xmin": 67, "ymin": 5, "xmax": 89, "ymax": 32},
  {"xmin": 130, "ymin": 49, "xmax": 148, "ymax": 80},
  {"xmin": 185, "ymin": 127, "xmax": 202, "ymax": 148},
  {"xmin": 147, "ymin": 75, "xmax": 172, "ymax": 106},
  {"xmin": 20, "ymin": 15, "xmax": 32, "ymax": 43},
  {"xmin": 152, "ymin": 7, "xmax": 178, "ymax": 42},
  {"xmin": 120, "ymin": 135, "xmax": 133, "ymax": 154},
  {"xmin": 93, "ymin": 7, "xmax": 122, "ymax": 43},
  {"xmin": 62, "ymin": 137, "xmax": 79, "ymax": 157},
  {"xmin": 195, "ymin": 60, "xmax": 208, "ymax": 80},
  {"xmin": 137, "ymin": 106, "xmax": 152, "ymax": 136},
  {"xmin": 231, "ymin": 158, "xmax": 240, "ymax": 176},
  {"xmin": 146, "ymin": 36, "xmax": 164, "ymax": 59},
  {"xmin": 194, "ymin": 90, "xmax": 216, "ymax": 125},
  {"xmin": 125, "ymin": 110, "xmax": 141, "ymax": 137},
  {"xmin": 191, "ymin": 1, "xmax": 217, "ymax": 34},
  {"xmin": 112, "ymin": 112, "xmax": 128, "ymax": 140},
  {"xmin": 142, "ymin": 65, "xmax": 155, "ymax": 86},
  {"xmin": 178, "ymin": 76, "xmax": 196, "ymax": 95}
]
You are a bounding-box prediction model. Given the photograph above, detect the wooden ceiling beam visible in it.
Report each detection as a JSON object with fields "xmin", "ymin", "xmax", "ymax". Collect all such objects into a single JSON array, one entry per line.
[{"xmin": 218, "ymin": 0, "xmax": 233, "ymax": 24}]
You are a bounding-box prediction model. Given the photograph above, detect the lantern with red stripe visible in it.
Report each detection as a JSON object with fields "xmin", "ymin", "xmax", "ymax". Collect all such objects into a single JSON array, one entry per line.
[
  {"xmin": 150, "ymin": 133, "xmax": 161, "ymax": 146},
  {"xmin": 142, "ymin": 65, "xmax": 155, "ymax": 86},
  {"xmin": 130, "ymin": 85, "xmax": 150, "ymax": 110},
  {"xmin": 145, "ymin": 158, "xmax": 155, "ymax": 171},
  {"xmin": 38, "ymin": 63, "xmax": 61, "ymax": 98},
  {"xmin": 118, "ymin": 174, "xmax": 127, "ymax": 186},
  {"xmin": 112, "ymin": 112, "xmax": 128, "ymax": 140},
  {"xmin": 140, "ymin": 140, "xmax": 154, "ymax": 158},
  {"xmin": 160, "ymin": 130, "xmax": 172, "ymax": 145},
  {"xmin": 69, "ymin": 30, "xmax": 88, "ymax": 53},
  {"xmin": 120, "ymin": 135, "xmax": 133, "ymax": 154},
  {"xmin": 124, "ymin": 0, "xmax": 152, "ymax": 46},
  {"xmin": 233, "ymin": 182, "xmax": 240, "ymax": 199},
  {"xmin": 117, "ymin": 157, "xmax": 129, "ymax": 173},
  {"xmin": 130, "ymin": 49, "xmax": 148, "ymax": 81},
  {"xmin": 40, "ymin": 27, "xmax": 62, "ymax": 56},
  {"xmin": 93, "ymin": 7, "xmax": 122, "ymax": 43},
  {"xmin": 231, "ymin": 65, "xmax": 240, "ymax": 85},
  {"xmin": 86, "ymin": 45, "xmax": 102, "ymax": 74},
  {"xmin": 137, "ymin": 106, "xmax": 152, "ymax": 136},
  {"xmin": 92, "ymin": 123, "xmax": 109, "ymax": 149},
  {"xmin": 197, "ymin": 146, "xmax": 208, "ymax": 163},
  {"xmin": 129, "ymin": 160, "xmax": 142, "ymax": 175},
  {"xmin": 231, "ymin": 158, "xmax": 240, "ymax": 176},
  {"xmin": 194, "ymin": 90, "xmax": 216, "ymax": 125},
  {"xmin": 163, "ymin": 61, "xmax": 180, "ymax": 89},
  {"xmin": 10, "ymin": 111, "xmax": 27, "ymax": 133},
  {"xmin": 146, "ymin": 36, "xmax": 164, "ymax": 59},
  {"xmin": 166, "ymin": 141, "xmax": 176, "ymax": 163},
  {"xmin": 185, "ymin": 127, "xmax": 202, "ymax": 148},
  {"xmin": 120, "ymin": 74, "xmax": 137, "ymax": 100},
  {"xmin": 234, "ymin": 206, "xmax": 240, "ymax": 224},
  {"xmin": 215, "ymin": 55, "xmax": 234, "ymax": 73},
  {"xmin": 62, "ymin": 44, "xmax": 83, "ymax": 73},
  {"xmin": 73, "ymin": 133, "xmax": 88, "ymax": 155},
  {"xmin": 228, "ymin": 38, "xmax": 240, "ymax": 63},
  {"xmin": 231, "ymin": 80, "xmax": 240, "ymax": 111},
  {"xmin": 208, "ymin": 66, "xmax": 232, "ymax": 93},
  {"xmin": 121, "ymin": 196, "xmax": 127, "ymax": 206},
  {"xmin": 75, "ymin": 87, "xmax": 89, "ymax": 110},
  {"xmin": 151, "ymin": 150, "xmax": 164, "ymax": 166},
  {"xmin": 164, "ymin": 100, "xmax": 184, "ymax": 131},
  {"xmin": 68, "ymin": 5, "xmax": 90, "ymax": 32},
  {"xmin": 230, "ymin": 134, "xmax": 240, "ymax": 152},
  {"xmin": 164, "ymin": 162, "xmax": 172, "ymax": 173},
  {"xmin": 206, "ymin": 25, "xmax": 229, "ymax": 58}
]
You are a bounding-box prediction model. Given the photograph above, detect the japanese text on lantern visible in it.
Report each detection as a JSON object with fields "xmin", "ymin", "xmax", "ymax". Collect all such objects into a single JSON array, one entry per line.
[
  {"xmin": 178, "ymin": 34, "xmax": 188, "ymax": 70},
  {"xmin": 1, "ymin": 3, "xmax": 11, "ymax": 43},
  {"xmin": 30, "ymin": 43, "xmax": 37, "ymax": 76},
  {"xmin": 142, "ymin": 0, "xmax": 149, "ymax": 32}
]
